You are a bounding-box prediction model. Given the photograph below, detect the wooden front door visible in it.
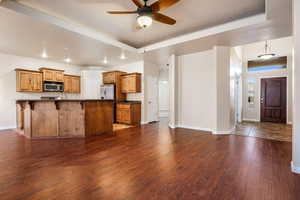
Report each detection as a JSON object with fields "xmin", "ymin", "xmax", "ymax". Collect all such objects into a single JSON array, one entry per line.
[{"xmin": 261, "ymin": 77, "xmax": 287, "ymax": 123}]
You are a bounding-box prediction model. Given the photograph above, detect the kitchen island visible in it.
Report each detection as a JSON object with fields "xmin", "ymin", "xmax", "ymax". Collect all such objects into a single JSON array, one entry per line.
[{"xmin": 16, "ymin": 99, "xmax": 114, "ymax": 139}]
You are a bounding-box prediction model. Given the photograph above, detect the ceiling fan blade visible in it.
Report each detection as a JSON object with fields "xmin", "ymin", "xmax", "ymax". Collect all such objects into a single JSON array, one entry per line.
[
  {"xmin": 151, "ymin": 0, "xmax": 180, "ymax": 12},
  {"xmin": 107, "ymin": 11, "xmax": 138, "ymax": 14},
  {"xmin": 152, "ymin": 13, "xmax": 176, "ymax": 25},
  {"xmin": 131, "ymin": 0, "xmax": 144, "ymax": 8}
]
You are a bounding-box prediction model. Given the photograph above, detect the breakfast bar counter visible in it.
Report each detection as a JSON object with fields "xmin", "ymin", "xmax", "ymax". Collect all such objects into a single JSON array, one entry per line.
[{"xmin": 16, "ymin": 99, "xmax": 114, "ymax": 139}]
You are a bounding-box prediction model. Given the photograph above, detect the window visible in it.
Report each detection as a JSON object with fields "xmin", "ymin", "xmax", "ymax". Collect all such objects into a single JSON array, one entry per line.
[{"xmin": 248, "ymin": 56, "xmax": 287, "ymax": 72}]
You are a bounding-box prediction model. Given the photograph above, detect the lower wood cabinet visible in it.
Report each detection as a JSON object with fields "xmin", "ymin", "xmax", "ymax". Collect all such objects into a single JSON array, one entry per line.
[
  {"xmin": 16, "ymin": 69, "xmax": 43, "ymax": 92},
  {"xmin": 116, "ymin": 103, "xmax": 141, "ymax": 125},
  {"xmin": 64, "ymin": 75, "xmax": 81, "ymax": 93}
]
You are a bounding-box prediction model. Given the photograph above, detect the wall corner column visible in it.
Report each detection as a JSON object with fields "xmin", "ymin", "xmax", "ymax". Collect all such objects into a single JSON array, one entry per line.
[
  {"xmin": 292, "ymin": 0, "xmax": 300, "ymax": 174},
  {"xmin": 213, "ymin": 46, "xmax": 232, "ymax": 134}
]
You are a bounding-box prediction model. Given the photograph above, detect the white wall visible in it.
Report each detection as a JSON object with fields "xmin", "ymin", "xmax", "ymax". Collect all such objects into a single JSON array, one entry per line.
[
  {"xmin": 292, "ymin": 0, "xmax": 300, "ymax": 173},
  {"xmin": 242, "ymin": 37, "xmax": 293, "ymax": 123},
  {"xmin": 81, "ymin": 67, "xmax": 107, "ymax": 99},
  {"xmin": 0, "ymin": 52, "xmax": 83, "ymax": 130},
  {"xmin": 176, "ymin": 49, "xmax": 217, "ymax": 131},
  {"xmin": 215, "ymin": 46, "xmax": 232, "ymax": 133}
]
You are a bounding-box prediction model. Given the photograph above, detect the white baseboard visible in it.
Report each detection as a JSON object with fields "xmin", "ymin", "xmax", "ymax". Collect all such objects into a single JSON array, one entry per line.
[
  {"xmin": 141, "ymin": 121, "xmax": 149, "ymax": 125},
  {"xmin": 291, "ymin": 161, "xmax": 300, "ymax": 174},
  {"xmin": 213, "ymin": 128, "xmax": 235, "ymax": 135},
  {"xmin": 168, "ymin": 124, "xmax": 177, "ymax": 129},
  {"xmin": 242, "ymin": 118, "xmax": 260, "ymax": 122},
  {"xmin": 288, "ymin": 121, "xmax": 293, "ymax": 125},
  {"xmin": 175, "ymin": 124, "xmax": 212, "ymax": 132},
  {"xmin": 0, "ymin": 126, "xmax": 16, "ymax": 131}
]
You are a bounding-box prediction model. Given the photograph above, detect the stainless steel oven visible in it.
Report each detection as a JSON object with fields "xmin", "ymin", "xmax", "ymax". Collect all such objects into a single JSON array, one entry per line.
[{"xmin": 43, "ymin": 81, "xmax": 64, "ymax": 92}]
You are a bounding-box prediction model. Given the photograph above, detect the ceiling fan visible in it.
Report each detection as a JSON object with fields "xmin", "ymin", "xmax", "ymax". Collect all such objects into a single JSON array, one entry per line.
[{"xmin": 107, "ymin": 0, "xmax": 180, "ymax": 28}]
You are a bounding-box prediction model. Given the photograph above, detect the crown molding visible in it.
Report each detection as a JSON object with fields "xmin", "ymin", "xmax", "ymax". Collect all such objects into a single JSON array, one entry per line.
[{"xmin": 138, "ymin": 13, "xmax": 266, "ymax": 53}]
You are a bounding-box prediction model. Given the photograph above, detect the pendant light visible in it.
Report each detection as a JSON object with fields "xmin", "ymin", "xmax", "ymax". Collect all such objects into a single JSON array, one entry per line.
[{"xmin": 258, "ymin": 41, "xmax": 276, "ymax": 60}]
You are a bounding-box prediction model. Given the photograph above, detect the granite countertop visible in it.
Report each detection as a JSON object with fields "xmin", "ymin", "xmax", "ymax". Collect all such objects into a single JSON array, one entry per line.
[
  {"xmin": 16, "ymin": 99, "xmax": 114, "ymax": 102},
  {"xmin": 117, "ymin": 101, "xmax": 142, "ymax": 104}
]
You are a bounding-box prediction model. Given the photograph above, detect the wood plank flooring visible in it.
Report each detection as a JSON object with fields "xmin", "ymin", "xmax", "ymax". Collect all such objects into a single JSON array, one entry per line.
[{"xmin": 0, "ymin": 121, "xmax": 299, "ymax": 200}]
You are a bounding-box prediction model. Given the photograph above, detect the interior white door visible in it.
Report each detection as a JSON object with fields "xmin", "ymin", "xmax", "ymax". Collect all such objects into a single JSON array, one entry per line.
[
  {"xmin": 159, "ymin": 81, "xmax": 169, "ymax": 118},
  {"xmin": 147, "ymin": 76, "xmax": 159, "ymax": 123}
]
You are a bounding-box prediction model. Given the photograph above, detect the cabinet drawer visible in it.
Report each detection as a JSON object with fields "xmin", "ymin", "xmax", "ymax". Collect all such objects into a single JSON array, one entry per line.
[{"xmin": 117, "ymin": 104, "xmax": 131, "ymax": 109}]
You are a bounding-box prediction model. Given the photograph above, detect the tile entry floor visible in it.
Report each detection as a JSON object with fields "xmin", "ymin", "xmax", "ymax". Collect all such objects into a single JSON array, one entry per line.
[
  {"xmin": 235, "ymin": 121, "xmax": 292, "ymax": 142},
  {"xmin": 113, "ymin": 123, "xmax": 134, "ymax": 131}
]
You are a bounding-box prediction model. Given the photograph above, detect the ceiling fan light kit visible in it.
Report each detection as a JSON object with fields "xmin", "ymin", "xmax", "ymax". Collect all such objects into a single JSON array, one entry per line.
[
  {"xmin": 107, "ymin": 0, "xmax": 180, "ymax": 28},
  {"xmin": 137, "ymin": 15, "xmax": 153, "ymax": 28}
]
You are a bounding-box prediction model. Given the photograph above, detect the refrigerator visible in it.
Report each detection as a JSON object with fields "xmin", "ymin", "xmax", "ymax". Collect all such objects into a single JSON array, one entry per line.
[{"xmin": 100, "ymin": 84, "xmax": 115, "ymax": 100}]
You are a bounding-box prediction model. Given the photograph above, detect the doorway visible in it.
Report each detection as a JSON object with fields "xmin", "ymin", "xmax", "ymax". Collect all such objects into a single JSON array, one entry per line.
[
  {"xmin": 159, "ymin": 80, "xmax": 169, "ymax": 118},
  {"xmin": 260, "ymin": 77, "xmax": 287, "ymax": 123},
  {"xmin": 147, "ymin": 76, "xmax": 159, "ymax": 123}
]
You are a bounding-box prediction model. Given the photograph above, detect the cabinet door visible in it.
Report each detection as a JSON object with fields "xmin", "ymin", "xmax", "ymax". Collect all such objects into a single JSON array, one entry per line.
[
  {"xmin": 71, "ymin": 77, "xmax": 81, "ymax": 93},
  {"xmin": 55, "ymin": 71, "xmax": 64, "ymax": 82},
  {"xmin": 128, "ymin": 76, "xmax": 136, "ymax": 92},
  {"xmin": 18, "ymin": 71, "xmax": 32, "ymax": 92},
  {"xmin": 103, "ymin": 72, "xmax": 115, "ymax": 84},
  {"xmin": 117, "ymin": 104, "xmax": 131, "ymax": 124},
  {"xmin": 64, "ymin": 76, "xmax": 72, "ymax": 93},
  {"xmin": 121, "ymin": 76, "xmax": 130, "ymax": 93},
  {"xmin": 31, "ymin": 73, "xmax": 43, "ymax": 92},
  {"xmin": 43, "ymin": 70, "xmax": 55, "ymax": 81}
]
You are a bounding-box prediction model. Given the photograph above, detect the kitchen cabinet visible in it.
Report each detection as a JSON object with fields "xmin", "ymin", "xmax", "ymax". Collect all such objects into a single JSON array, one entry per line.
[
  {"xmin": 39, "ymin": 68, "xmax": 64, "ymax": 82},
  {"xmin": 116, "ymin": 102, "xmax": 141, "ymax": 125},
  {"xmin": 102, "ymin": 71, "xmax": 126, "ymax": 101},
  {"xmin": 64, "ymin": 75, "xmax": 81, "ymax": 94},
  {"xmin": 16, "ymin": 69, "xmax": 43, "ymax": 92},
  {"xmin": 103, "ymin": 71, "xmax": 126, "ymax": 84},
  {"xmin": 121, "ymin": 73, "xmax": 141, "ymax": 93}
]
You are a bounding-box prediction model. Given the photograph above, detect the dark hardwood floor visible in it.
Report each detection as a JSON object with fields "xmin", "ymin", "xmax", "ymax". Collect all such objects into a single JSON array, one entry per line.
[{"xmin": 0, "ymin": 121, "xmax": 299, "ymax": 200}]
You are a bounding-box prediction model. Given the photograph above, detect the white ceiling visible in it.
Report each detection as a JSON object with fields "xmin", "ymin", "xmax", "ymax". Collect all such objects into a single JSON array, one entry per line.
[
  {"xmin": 0, "ymin": 0, "xmax": 292, "ymax": 67},
  {"xmin": 0, "ymin": 7, "xmax": 142, "ymax": 66},
  {"xmin": 17, "ymin": 0, "xmax": 265, "ymax": 47}
]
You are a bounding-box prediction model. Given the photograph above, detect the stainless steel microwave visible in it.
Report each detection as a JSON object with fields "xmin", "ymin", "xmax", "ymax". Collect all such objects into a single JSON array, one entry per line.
[{"xmin": 43, "ymin": 82, "xmax": 64, "ymax": 92}]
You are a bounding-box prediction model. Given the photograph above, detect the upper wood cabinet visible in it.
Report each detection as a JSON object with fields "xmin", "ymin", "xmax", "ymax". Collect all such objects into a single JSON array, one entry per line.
[
  {"xmin": 64, "ymin": 75, "xmax": 81, "ymax": 94},
  {"xmin": 102, "ymin": 71, "xmax": 126, "ymax": 84},
  {"xmin": 16, "ymin": 69, "xmax": 43, "ymax": 92},
  {"xmin": 102, "ymin": 71, "xmax": 126, "ymax": 101},
  {"xmin": 39, "ymin": 68, "xmax": 65, "ymax": 82},
  {"xmin": 121, "ymin": 73, "xmax": 141, "ymax": 93}
]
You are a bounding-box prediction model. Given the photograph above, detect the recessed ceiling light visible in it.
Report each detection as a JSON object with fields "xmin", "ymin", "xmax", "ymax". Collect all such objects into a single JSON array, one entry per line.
[
  {"xmin": 41, "ymin": 50, "xmax": 48, "ymax": 58},
  {"xmin": 103, "ymin": 56, "xmax": 108, "ymax": 64},
  {"xmin": 64, "ymin": 57, "xmax": 71, "ymax": 63},
  {"xmin": 120, "ymin": 52, "xmax": 126, "ymax": 60}
]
